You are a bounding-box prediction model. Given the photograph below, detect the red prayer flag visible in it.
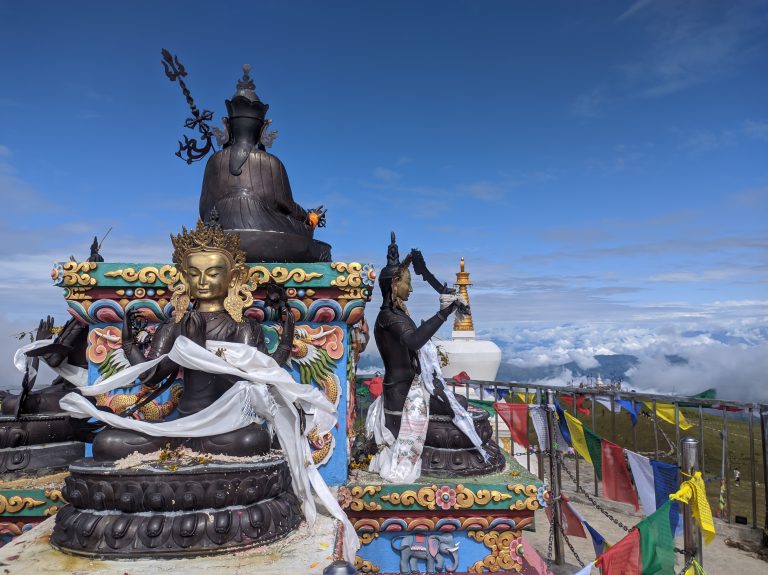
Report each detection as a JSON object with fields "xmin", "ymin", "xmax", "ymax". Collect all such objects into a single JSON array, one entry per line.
[
  {"xmin": 452, "ymin": 371, "xmax": 471, "ymax": 383},
  {"xmin": 595, "ymin": 528, "xmax": 641, "ymax": 574},
  {"xmin": 363, "ymin": 375, "xmax": 383, "ymax": 398},
  {"xmin": 601, "ymin": 440, "xmax": 640, "ymax": 511},
  {"xmin": 559, "ymin": 394, "xmax": 591, "ymax": 416},
  {"xmin": 545, "ymin": 493, "xmax": 587, "ymax": 538},
  {"xmin": 494, "ymin": 402, "xmax": 529, "ymax": 448}
]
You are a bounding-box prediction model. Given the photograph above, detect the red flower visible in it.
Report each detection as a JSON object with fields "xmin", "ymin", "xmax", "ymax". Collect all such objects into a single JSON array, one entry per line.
[{"xmin": 435, "ymin": 486, "xmax": 457, "ymax": 510}]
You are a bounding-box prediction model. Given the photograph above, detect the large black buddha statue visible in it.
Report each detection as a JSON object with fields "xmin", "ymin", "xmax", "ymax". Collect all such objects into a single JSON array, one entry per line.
[
  {"xmin": 91, "ymin": 218, "xmax": 296, "ymax": 460},
  {"xmin": 199, "ymin": 65, "xmax": 330, "ymax": 262},
  {"xmin": 371, "ymin": 234, "xmax": 505, "ymax": 478}
]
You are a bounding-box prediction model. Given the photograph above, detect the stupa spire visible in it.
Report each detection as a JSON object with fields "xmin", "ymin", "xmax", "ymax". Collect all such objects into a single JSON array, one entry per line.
[{"xmin": 453, "ymin": 257, "xmax": 474, "ymax": 332}]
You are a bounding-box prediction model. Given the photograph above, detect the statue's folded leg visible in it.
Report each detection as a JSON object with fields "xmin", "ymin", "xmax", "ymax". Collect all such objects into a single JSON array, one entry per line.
[
  {"xmin": 92, "ymin": 428, "xmax": 178, "ymax": 461},
  {"xmin": 192, "ymin": 423, "xmax": 271, "ymax": 457}
]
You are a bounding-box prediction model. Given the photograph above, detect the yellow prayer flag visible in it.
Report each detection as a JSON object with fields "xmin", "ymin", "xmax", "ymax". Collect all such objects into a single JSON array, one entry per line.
[
  {"xmin": 563, "ymin": 411, "xmax": 592, "ymax": 465},
  {"xmin": 516, "ymin": 392, "xmax": 537, "ymax": 404},
  {"xmin": 670, "ymin": 472, "xmax": 715, "ymax": 544},
  {"xmin": 644, "ymin": 401, "xmax": 693, "ymax": 430}
]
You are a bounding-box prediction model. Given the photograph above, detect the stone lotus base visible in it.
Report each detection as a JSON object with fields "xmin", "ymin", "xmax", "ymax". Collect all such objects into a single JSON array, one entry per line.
[{"xmin": 51, "ymin": 453, "xmax": 302, "ymax": 559}]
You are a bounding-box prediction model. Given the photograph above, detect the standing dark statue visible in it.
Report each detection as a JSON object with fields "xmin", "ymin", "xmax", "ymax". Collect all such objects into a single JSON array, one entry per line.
[
  {"xmin": 91, "ymin": 219, "xmax": 296, "ymax": 460},
  {"xmin": 198, "ymin": 65, "xmax": 330, "ymax": 262},
  {"xmin": 373, "ymin": 233, "xmax": 505, "ymax": 477}
]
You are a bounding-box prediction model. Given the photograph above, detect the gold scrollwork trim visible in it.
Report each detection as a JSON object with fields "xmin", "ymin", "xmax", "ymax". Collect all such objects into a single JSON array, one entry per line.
[
  {"xmin": 354, "ymin": 556, "xmax": 381, "ymax": 573},
  {"xmin": 348, "ymin": 486, "xmax": 382, "ymax": 511},
  {"xmin": 330, "ymin": 262, "xmax": 363, "ymax": 287},
  {"xmin": 247, "ymin": 266, "xmax": 323, "ymax": 285},
  {"xmin": 382, "ymin": 484, "xmax": 512, "ymax": 510},
  {"xmin": 506, "ymin": 484, "xmax": 540, "ymax": 511},
  {"xmin": 44, "ymin": 489, "xmax": 65, "ymax": 502},
  {"xmin": 104, "ymin": 265, "xmax": 180, "ymax": 286},
  {"xmin": 358, "ymin": 532, "xmax": 379, "ymax": 545},
  {"xmin": 43, "ymin": 505, "xmax": 60, "ymax": 517},
  {"xmin": 62, "ymin": 261, "xmax": 98, "ymax": 287},
  {"xmin": 0, "ymin": 494, "xmax": 47, "ymax": 514},
  {"xmin": 468, "ymin": 530, "xmax": 523, "ymax": 573}
]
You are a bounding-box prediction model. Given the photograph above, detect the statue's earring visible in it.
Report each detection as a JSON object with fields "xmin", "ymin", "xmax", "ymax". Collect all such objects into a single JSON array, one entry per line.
[
  {"xmin": 170, "ymin": 280, "xmax": 190, "ymax": 323},
  {"xmin": 224, "ymin": 268, "xmax": 254, "ymax": 323}
]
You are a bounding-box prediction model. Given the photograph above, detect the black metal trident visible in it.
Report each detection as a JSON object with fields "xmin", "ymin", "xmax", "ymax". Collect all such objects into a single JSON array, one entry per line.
[{"xmin": 161, "ymin": 49, "xmax": 216, "ymax": 164}]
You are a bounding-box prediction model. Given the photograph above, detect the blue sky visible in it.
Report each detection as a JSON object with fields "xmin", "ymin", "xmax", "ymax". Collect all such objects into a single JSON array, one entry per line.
[{"xmin": 1, "ymin": 1, "xmax": 766, "ymax": 398}]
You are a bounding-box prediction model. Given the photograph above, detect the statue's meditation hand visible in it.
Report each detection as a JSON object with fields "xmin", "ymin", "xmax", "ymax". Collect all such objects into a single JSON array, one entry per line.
[{"xmin": 264, "ymin": 279, "xmax": 288, "ymax": 311}]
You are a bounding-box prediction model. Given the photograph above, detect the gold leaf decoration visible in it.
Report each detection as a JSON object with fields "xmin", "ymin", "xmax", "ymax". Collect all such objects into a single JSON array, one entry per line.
[
  {"xmin": 0, "ymin": 494, "xmax": 47, "ymax": 514},
  {"xmin": 358, "ymin": 532, "xmax": 379, "ymax": 545},
  {"xmin": 354, "ymin": 556, "xmax": 381, "ymax": 573},
  {"xmin": 62, "ymin": 261, "xmax": 98, "ymax": 287},
  {"xmin": 348, "ymin": 486, "xmax": 382, "ymax": 511},
  {"xmin": 247, "ymin": 266, "xmax": 323, "ymax": 285},
  {"xmin": 506, "ymin": 484, "xmax": 541, "ymax": 510},
  {"xmin": 331, "ymin": 262, "xmax": 364, "ymax": 287},
  {"xmin": 104, "ymin": 265, "xmax": 180, "ymax": 286},
  {"xmin": 468, "ymin": 530, "xmax": 524, "ymax": 573}
]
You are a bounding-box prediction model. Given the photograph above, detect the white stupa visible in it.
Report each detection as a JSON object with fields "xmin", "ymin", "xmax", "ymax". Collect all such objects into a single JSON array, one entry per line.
[{"xmin": 439, "ymin": 258, "xmax": 502, "ymax": 382}]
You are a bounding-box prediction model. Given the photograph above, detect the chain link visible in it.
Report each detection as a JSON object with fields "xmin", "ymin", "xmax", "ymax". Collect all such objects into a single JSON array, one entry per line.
[
  {"xmin": 558, "ymin": 454, "xmax": 631, "ymax": 532},
  {"xmin": 545, "ymin": 505, "xmax": 554, "ymax": 567},
  {"xmin": 677, "ymin": 553, "xmax": 696, "ymax": 575}
]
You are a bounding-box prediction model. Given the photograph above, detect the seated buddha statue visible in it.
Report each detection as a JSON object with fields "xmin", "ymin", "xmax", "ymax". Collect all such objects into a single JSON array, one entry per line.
[
  {"xmin": 199, "ymin": 65, "xmax": 330, "ymax": 262},
  {"xmin": 371, "ymin": 234, "xmax": 505, "ymax": 478},
  {"xmin": 91, "ymin": 219, "xmax": 296, "ymax": 460}
]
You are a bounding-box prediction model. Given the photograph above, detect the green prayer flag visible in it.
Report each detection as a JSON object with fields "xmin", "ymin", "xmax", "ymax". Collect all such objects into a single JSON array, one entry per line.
[
  {"xmin": 638, "ymin": 500, "xmax": 675, "ymax": 575},
  {"xmin": 584, "ymin": 426, "xmax": 603, "ymax": 480},
  {"xmin": 469, "ymin": 399, "xmax": 496, "ymax": 415}
]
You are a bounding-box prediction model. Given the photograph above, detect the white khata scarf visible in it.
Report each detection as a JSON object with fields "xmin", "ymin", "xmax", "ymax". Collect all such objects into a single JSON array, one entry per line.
[
  {"xmin": 17, "ymin": 335, "xmax": 359, "ymax": 563},
  {"xmin": 367, "ymin": 339, "xmax": 488, "ymax": 483}
]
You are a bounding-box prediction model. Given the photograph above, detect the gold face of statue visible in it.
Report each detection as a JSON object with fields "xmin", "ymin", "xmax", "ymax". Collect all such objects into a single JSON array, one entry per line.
[
  {"xmin": 184, "ymin": 251, "xmax": 234, "ymax": 311},
  {"xmin": 394, "ymin": 268, "xmax": 413, "ymax": 302}
]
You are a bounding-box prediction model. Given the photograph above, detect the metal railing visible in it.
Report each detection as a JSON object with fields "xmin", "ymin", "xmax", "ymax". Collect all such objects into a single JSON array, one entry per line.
[{"xmin": 441, "ymin": 378, "xmax": 768, "ymax": 531}]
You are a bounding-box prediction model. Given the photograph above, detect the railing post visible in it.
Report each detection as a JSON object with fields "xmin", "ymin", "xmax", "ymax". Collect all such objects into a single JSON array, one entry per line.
[
  {"xmin": 546, "ymin": 389, "xmax": 564, "ymax": 566},
  {"xmin": 681, "ymin": 437, "xmax": 703, "ymax": 567}
]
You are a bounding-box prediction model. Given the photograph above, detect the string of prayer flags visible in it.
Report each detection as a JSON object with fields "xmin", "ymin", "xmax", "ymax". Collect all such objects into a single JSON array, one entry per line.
[
  {"xmin": 602, "ymin": 439, "xmax": 640, "ymax": 510},
  {"xmin": 494, "ymin": 402, "xmax": 529, "ymax": 448},
  {"xmin": 670, "ymin": 471, "xmax": 715, "ymax": 544},
  {"xmin": 517, "ymin": 391, "xmax": 537, "ymax": 404},
  {"xmin": 559, "ymin": 394, "xmax": 591, "ymax": 415},
  {"xmin": 643, "ymin": 401, "xmax": 693, "ymax": 430},
  {"xmin": 684, "ymin": 560, "xmax": 708, "ymax": 575},
  {"xmin": 593, "ymin": 396, "xmax": 639, "ymax": 426}
]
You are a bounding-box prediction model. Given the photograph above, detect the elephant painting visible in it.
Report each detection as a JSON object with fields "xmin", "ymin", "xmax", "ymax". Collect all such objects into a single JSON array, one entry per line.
[{"xmin": 391, "ymin": 533, "xmax": 459, "ymax": 573}]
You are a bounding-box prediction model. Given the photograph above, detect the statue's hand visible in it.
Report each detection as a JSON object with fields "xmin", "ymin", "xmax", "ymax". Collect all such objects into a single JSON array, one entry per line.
[
  {"xmin": 35, "ymin": 316, "xmax": 55, "ymax": 342},
  {"xmin": 307, "ymin": 205, "xmax": 327, "ymax": 229},
  {"xmin": 123, "ymin": 309, "xmax": 146, "ymax": 343},
  {"xmin": 410, "ymin": 249, "xmax": 427, "ymax": 276},
  {"xmin": 263, "ymin": 279, "xmax": 288, "ymax": 311}
]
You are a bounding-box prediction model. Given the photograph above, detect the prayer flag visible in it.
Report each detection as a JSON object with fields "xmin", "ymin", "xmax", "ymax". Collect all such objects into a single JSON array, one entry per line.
[
  {"xmin": 564, "ymin": 411, "xmax": 593, "ymax": 464},
  {"xmin": 617, "ymin": 399, "xmax": 638, "ymax": 426},
  {"xmin": 519, "ymin": 536, "xmax": 554, "ymax": 575},
  {"xmin": 583, "ymin": 520, "xmax": 609, "ymax": 557},
  {"xmin": 595, "ymin": 528, "xmax": 642, "ymax": 575},
  {"xmin": 554, "ymin": 401, "xmax": 573, "ymax": 446},
  {"xmin": 670, "ymin": 472, "xmax": 716, "ymax": 544},
  {"xmin": 626, "ymin": 450, "xmax": 657, "ymax": 517},
  {"xmin": 545, "ymin": 493, "xmax": 586, "ymax": 538},
  {"xmin": 637, "ymin": 501, "xmax": 676, "ymax": 575},
  {"xmin": 574, "ymin": 564, "xmax": 595, "ymax": 575},
  {"xmin": 560, "ymin": 394, "xmax": 591, "ymax": 415},
  {"xmin": 651, "ymin": 460, "xmax": 681, "ymax": 534},
  {"xmin": 517, "ymin": 392, "xmax": 537, "ymax": 404},
  {"xmin": 584, "ymin": 426, "xmax": 603, "ymax": 480},
  {"xmin": 643, "ymin": 401, "xmax": 692, "ymax": 430},
  {"xmin": 601, "ymin": 441, "xmax": 640, "ymax": 510},
  {"xmin": 494, "ymin": 402, "xmax": 529, "ymax": 448}
]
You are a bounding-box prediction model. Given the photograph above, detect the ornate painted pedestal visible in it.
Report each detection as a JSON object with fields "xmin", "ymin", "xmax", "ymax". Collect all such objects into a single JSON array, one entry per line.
[
  {"xmin": 53, "ymin": 260, "xmax": 373, "ymax": 485},
  {"xmin": 340, "ymin": 459, "xmax": 547, "ymax": 574}
]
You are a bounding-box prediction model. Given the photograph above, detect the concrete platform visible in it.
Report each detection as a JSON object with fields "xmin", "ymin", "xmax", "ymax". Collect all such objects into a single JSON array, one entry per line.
[{"xmin": 0, "ymin": 512, "xmax": 340, "ymax": 575}]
